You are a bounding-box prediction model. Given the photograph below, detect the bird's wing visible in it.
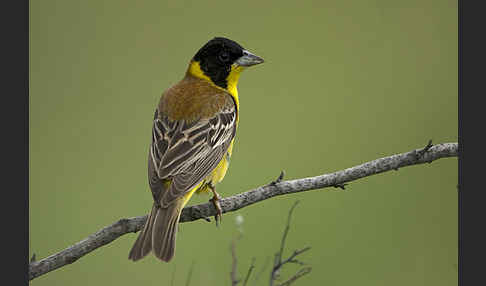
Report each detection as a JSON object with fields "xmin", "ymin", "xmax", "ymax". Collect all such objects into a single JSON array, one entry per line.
[{"xmin": 149, "ymin": 96, "xmax": 236, "ymax": 207}]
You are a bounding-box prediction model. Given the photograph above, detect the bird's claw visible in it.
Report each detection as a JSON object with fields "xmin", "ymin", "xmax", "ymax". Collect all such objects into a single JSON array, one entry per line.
[{"xmin": 209, "ymin": 193, "xmax": 223, "ymax": 227}]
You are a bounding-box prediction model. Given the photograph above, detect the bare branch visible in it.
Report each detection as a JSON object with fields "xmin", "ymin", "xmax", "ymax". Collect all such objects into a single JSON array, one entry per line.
[
  {"xmin": 416, "ymin": 139, "xmax": 434, "ymax": 158},
  {"xmin": 29, "ymin": 217, "xmax": 145, "ymax": 280},
  {"xmin": 253, "ymin": 256, "xmax": 270, "ymax": 286},
  {"xmin": 280, "ymin": 247, "xmax": 311, "ymax": 267},
  {"xmin": 270, "ymin": 202, "xmax": 310, "ymax": 286},
  {"xmin": 28, "ymin": 142, "xmax": 458, "ymax": 281},
  {"xmin": 231, "ymin": 234, "xmax": 243, "ymax": 286},
  {"xmin": 243, "ymin": 257, "xmax": 256, "ymax": 286},
  {"xmin": 268, "ymin": 170, "xmax": 286, "ymax": 186},
  {"xmin": 277, "ymin": 201, "xmax": 300, "ymax": 263},
  {"xmin": 276, "ymin": 267, "xmax": 312, "ymax": 286}
]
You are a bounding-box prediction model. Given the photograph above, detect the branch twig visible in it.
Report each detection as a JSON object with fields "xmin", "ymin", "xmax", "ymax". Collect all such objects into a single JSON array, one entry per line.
[
  {"xmin": 276, "ymin": 267, "xmax": 312, "ymax": 286},
  {"xmin": 253, "ymin": 256, "xmax": 270, "ymax": 286},
  {"xmin": 270, "ymin": 201, "xmax": 311, "ymax": 286},
  {"xmin": 243, "ymin": 257, "xmax": 256, "ymax": 286},
  {"xmin": 231, "ymin": 234, "xmax": 243, "ymax": 286},
  {"xmin": 277, "ymin": 201, "xmax": 299, "ymax": 264},
  {"xmin": 28, "ymin": 142, "xmax": 458, "ymax": 281}
]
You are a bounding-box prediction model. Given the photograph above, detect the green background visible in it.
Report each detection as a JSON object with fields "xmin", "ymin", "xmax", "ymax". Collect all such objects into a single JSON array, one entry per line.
[{"xmin": 30, "ymin": 0, "xmax": 458, "ymax": 285}]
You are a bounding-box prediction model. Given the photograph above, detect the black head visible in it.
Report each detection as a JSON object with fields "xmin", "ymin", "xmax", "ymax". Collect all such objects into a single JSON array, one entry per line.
[{"xmin": 191, "ymin": 37, "xmax": 264, "ymax": 89}]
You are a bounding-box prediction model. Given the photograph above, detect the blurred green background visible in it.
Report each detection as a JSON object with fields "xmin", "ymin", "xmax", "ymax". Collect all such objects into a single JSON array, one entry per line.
[{"xmin": 29, "ymin": 0, "xmax": 457, "ymax": 285}]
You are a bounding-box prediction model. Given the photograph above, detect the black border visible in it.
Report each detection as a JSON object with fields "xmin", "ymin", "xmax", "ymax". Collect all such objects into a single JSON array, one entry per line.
[
  {"xmin": 458, "ymin": 0, "xmax": 485, "ymax": 285},
  {"xmin": 7, "ymin": 0, "xmax": 482, "ymax": 284},
  {"xmin": 3, "ymin": 0, "xmax": 29, "ymax": 284}
]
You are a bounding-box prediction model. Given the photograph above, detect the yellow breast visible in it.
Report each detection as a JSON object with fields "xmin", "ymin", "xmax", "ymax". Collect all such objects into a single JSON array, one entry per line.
[
  {"xmin": 194, "ymin": 138, "xmax": 235, "ymax": 195},
  {"xmin": 185, "ymin": 61, "xmax": 241, "ymax": 195}
]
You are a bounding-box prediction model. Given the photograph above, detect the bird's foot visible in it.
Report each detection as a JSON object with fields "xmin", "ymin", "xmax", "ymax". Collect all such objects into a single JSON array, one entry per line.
[{"xmin": 209, "ymin": 188, "xmax": 223, "ymax": 227}]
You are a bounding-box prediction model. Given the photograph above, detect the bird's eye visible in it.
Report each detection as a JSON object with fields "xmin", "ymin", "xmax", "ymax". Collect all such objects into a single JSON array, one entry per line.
[{"xmin": 219, "ymin": 51, "xmax": 230, "ymax": 63}]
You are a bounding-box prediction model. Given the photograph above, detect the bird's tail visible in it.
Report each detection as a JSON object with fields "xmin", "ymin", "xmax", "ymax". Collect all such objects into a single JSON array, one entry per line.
[
  {"xmin": 128, "ymin": 203, "xmax": 158, "ymax": 261},
  {"xmin": 128, "ymin": 199, "xmax": 183, "ymax": 262}
]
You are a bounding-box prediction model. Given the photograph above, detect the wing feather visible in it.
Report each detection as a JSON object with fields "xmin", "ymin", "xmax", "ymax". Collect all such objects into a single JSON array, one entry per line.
[{"xmin": 149, "ymin": 95, "xmax": 237, "ymax": 207}]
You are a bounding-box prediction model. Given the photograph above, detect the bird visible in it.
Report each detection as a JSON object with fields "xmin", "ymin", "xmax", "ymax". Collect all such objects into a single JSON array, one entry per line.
[{"xmin": 128, "ymin": 37, "xmax": 264, "ymax": 262}]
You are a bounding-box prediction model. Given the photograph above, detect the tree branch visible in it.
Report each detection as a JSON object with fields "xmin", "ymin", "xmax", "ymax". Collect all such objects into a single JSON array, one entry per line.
[
  {"xmin": 29, "ymin": 142, "xmax": 458, "ymax": 281},
  {"xmin": 270, "ymin": 201, "xmax": 311, "ymax": 286},
  {"xmin": 276, "ymin": 267, "xmax": 312, "ymax": 286}
]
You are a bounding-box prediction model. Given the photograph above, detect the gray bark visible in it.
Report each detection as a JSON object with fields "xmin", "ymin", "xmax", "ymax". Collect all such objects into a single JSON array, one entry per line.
[{"xmin": 29, "ymin": 142, "xmax": 458, "ymax": 281}]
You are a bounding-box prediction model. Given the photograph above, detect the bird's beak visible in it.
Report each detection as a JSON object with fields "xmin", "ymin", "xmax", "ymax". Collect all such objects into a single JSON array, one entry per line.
[{"xmin": 235, "ymin": 50, "xmax": 264, "ymax": 67}]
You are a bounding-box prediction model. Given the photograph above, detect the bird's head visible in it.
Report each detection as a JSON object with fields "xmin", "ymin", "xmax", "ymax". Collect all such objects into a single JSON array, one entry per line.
[{"xmin": 187, "ymin": 37, "xmax": 264, "ymax": 91}]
